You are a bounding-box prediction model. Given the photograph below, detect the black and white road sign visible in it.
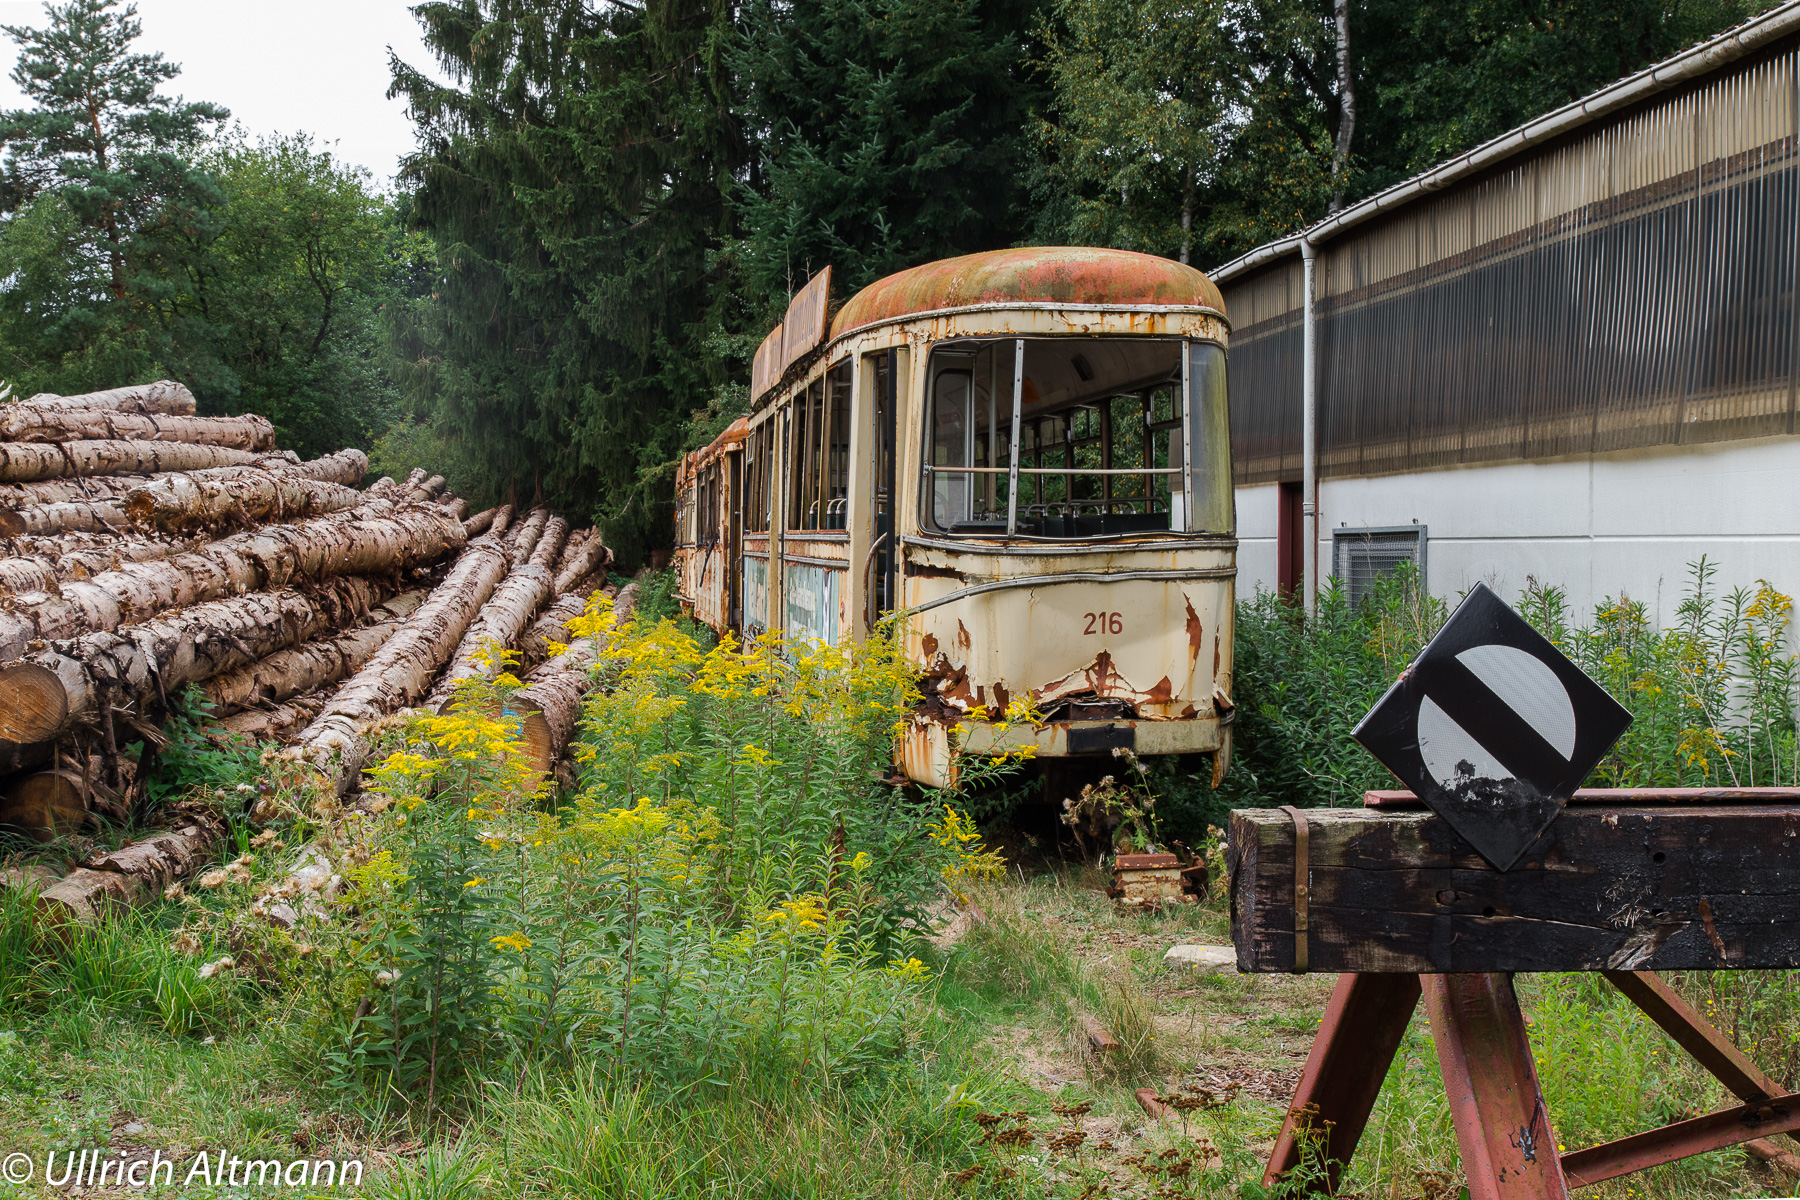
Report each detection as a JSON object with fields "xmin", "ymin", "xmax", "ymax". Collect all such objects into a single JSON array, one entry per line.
[{"xmin": 1352, "ymin": 582, "xmax": 1633, "ymax": 871}]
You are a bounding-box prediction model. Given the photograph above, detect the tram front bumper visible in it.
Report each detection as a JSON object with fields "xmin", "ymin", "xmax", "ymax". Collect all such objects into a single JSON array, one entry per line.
[
  {"xmin": 965, "ymin": 716, "xmax": 1221, "ymax": 758},
  {"xmin": 899, "ymin": 714, "xmax": 1225, "ymax": 787}
]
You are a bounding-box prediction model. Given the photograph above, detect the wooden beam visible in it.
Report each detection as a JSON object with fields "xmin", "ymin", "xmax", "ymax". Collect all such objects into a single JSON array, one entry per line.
[
  {"xmin": 1229, "ymin": 805, "xmax": 1800, "ymax": 973},
  {"xmin": 1364, "ymin": 787, "xmax": 1800, "ymax": 808}
]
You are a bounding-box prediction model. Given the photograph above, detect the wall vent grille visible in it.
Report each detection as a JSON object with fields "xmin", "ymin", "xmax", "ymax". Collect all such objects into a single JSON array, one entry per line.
[{"xmin": 1332, "ymin": 525, "xmax": 1427, "ymax": 605}]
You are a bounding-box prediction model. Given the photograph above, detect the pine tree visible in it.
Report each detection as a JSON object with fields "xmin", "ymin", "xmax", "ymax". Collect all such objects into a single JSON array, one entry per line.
[
  {"xmin": 732, "ymin": 0, "xmax": 1041, "ymax": 319},
  {"xmin": 388, "ymin": 0, "xmax": 743, "ymax": 563},
  {"xmin": 0, "ymin": 0, "xmax": 228, "ymax": 387}
]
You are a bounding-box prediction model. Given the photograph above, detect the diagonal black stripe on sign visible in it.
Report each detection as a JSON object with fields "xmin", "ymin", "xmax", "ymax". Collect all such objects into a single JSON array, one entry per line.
[{"xmin": 1415, "ymin": 654, "xmax": 1570, "ymax": 786}]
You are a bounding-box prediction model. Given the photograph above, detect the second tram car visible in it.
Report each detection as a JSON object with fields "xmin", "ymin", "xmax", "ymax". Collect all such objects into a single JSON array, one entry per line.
[{"xmin": 673, "ymin": 247, "xmax": 1236, "ymax": 787}]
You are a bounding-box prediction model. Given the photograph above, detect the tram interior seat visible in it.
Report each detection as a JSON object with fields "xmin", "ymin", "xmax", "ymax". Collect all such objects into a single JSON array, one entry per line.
[{"xmin": 1020, "ymin": 512, "xmax": 1170, "ymax": 537}]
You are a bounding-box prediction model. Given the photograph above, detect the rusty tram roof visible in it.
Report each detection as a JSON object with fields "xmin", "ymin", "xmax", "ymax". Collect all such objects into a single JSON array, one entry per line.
[
  {"xmin": 829, "ymin": 246, "xmax": 1227, "ymax": 340},
  {"xmin": 676, "ymin": 416, "xmax": 749, "ymax": 489},
  {"xmin": 688, "ymin": 248, "xmax": 1228, "ymax": 465}
]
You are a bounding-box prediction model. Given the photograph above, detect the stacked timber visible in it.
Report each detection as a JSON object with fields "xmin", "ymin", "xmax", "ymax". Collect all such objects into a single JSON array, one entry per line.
[{"xmin": 0, "ymin": 380, "xmax": 616, "ymax": 907}]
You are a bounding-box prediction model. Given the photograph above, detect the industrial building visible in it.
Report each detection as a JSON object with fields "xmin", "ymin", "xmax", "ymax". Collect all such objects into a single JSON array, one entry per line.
[{"xmin": 1212, "ymin": 0, "xmax": 1800, "ymax": 621}]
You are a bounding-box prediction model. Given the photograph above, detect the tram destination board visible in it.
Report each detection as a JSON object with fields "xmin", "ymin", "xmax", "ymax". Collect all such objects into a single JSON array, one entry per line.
[{"xmin": 1228, "ymin": 799, "xmax": 1800, "ymax": 973}]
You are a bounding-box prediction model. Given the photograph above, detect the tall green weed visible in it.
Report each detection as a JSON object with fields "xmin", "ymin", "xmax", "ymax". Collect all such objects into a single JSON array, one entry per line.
[
  {"xmin": 1215, "ymin": 557, "xmax": 1800, "ymax": 812},
  {"xmin": 1214, "ymin": 565, "xmax": 1446, "ymax": 811},
  {"xmin": 312, "ymin": 604, "xmax": 1008, "ymax": 1116}
]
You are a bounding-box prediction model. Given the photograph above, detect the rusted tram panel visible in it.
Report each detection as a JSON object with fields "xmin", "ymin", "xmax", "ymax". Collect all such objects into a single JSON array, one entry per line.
[
  {"xmin": 672, "ymin": 417, "xmax": 748, "ymax": 631},
  {"xmin": 674, "ymin": 247, "xmax": 1238, "ymax": 787}
]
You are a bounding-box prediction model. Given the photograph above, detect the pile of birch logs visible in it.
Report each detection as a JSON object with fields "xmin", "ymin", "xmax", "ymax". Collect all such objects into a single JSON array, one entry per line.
[{"xmin": 0, "ymin": 381, "xmax": 618, "ymax": 857}]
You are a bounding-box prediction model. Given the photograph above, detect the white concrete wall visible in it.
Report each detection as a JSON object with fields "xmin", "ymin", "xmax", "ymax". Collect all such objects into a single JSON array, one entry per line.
[{"xmin": 1234, "ymin": 435, "xmax": 1800, "ymax": 624}]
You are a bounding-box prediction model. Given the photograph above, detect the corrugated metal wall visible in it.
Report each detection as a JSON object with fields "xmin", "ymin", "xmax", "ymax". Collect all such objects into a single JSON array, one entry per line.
[{"xmin": 1223, "ymin": 41, "xmax": 1800, "ymax": 486}]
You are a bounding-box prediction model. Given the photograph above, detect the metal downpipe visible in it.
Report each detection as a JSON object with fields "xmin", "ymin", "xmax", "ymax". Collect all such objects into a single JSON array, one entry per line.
[{"xmin": 1301, "ymin": 238, "xmax": 1319, "ymax": 616}]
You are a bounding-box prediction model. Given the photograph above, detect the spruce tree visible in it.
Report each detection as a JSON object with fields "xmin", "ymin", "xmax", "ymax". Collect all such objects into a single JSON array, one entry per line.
[
  {"xmin": 732, "ymin": 0, "xmax": 1041, "ymax": 318},
  {"xmin": 389, "ymin": 0, "xmax": 743, "ymax": 562}
]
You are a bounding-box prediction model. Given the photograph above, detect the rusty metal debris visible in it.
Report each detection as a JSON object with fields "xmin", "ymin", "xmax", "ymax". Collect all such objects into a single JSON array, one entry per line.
[
  {"xmin": 1080, "ymin": 1016, "xmax": 1121, "ymax": 1054},
  {"xmin": 1135, "ymin": 1088, "xmax": 1173, "ymax": 1119}
]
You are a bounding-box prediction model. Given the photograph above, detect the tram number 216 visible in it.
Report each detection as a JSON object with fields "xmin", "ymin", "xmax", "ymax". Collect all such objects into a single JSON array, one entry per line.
[{"xmin": 1082, "ymin": 611, "xmax": 1125, "ymax": 635}]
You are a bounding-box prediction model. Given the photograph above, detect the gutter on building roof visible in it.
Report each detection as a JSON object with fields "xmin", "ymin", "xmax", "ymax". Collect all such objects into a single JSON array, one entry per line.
[{"xmin": 1208, "ymin": 0, "xmax": 1800, "ymax": 282}]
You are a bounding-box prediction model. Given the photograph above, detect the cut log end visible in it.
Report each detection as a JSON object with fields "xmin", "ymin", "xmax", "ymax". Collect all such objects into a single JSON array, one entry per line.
[
  {"xmin": 0, "ymin": 662, "xmax": 68, "ymax": 743},
  {"xmin": 520, "ymin": 707, "xmax": 555, "ymax": 777},
  {"xmin": 0, "ymin": 508, "xmax": 23, "ymax": 537},
  {"xmin": 0, "ymin": 770, "xmax": 87, "ymax": 842}
]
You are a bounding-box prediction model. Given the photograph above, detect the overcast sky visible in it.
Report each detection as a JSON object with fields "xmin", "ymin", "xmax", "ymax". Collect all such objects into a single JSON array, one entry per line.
[{"xmin": 0, "ymin": 0, "xmax": 434, "ymax": 188}]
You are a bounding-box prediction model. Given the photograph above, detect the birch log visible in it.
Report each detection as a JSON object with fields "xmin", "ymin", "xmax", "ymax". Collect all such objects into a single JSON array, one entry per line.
[
  {"xmin": 552, "ymin": 532, "xmax": 611, "ymax": 594},
  {"xmin": 409, "ymin": 475, "xmax": 446, "ymax": 501},
  {"xmin": 0, "ymin": 536, "xmax": 186, "ymax": 596},
  {"xmin": 282, "ymin": 532, "xmax": 515, "ymax": 767},
  {"xmin": 0, "ymin": 504, "xmax": 464, "ymax": 661},
  {"xmin": 516, "ymin": 593, "xmax": 588, "ymax": 666},
  {"xmin": 202, "ymin": 590, "xmax": 427, "ymax": 714},
  {"xmin": 23, "ymin": 380, "xmax": 197, "ymax": 417},
  {"xmin": 0, "ymin": 439, "xmax": 264, "ymax": 483},
  {"xmin": 0, "ymin": 575, "xmax": 388, "ymax": 745},
  {"xmin": 513, "ymin": 580, "xmax": 639, "ymax": 773},
  {"xmin": 0, "ymin": 498, "xmax": 129, "ymax": 536},
  {"xmin": 2, "ymin": 452, "xmax": 359, "ymax": 537},
  {"xmin": 441, "ymin": 496, "xmax": 469, "ymax": 522},
  {"xmin": 424, "ymin": 515, "xmax": 565, "ymax": 710},
  {"xmin": 215, "ymin": 692, "xmax": 328, "ymax": 742},
  {"xmin": 463, "ymin": 506, "xmax": 500, "ymax": 537},
  {"xmin": 0, "ymin": 407, "xmax": 275, "ymax": 450},
  {"xmin": 34, "ymin": 811, "xmax": 227, "ymax": 922},
  {"xmin": 503, "ymin": 507, "xmax": 550, "ymax": 559},
  {"xmin": 220, "ymin": 447, "xmax": 365, "ymax": 485},
  {"xmin": 529, "ymin": 517, "xmax": 568, "ymax": 570},
  {"xmin": 123, "ymin": 449, "xmax": 371, "ymax": 533},
  {"xmin": 0, "ymin": 451, "xmax": 299, "ymax": 507},
  {"xmin": 0, "ymin": 475, "xmax": 143, "ymax": 508}
]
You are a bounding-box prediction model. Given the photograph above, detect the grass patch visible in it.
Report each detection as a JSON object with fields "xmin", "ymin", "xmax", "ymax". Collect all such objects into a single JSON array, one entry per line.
[{"xmin": 3, "ymin": 578, "xmax": 1799, "ymax": 1198}]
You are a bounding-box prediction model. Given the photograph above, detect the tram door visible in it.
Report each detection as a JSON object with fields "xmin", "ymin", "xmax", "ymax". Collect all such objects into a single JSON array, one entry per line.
[
  {"xmin": 870, "ymin": 350, "xmax": 898, "ymax": 622},
  {"xmin": 725, "ymin": 446, "xmax": 743, "ymax": 631}
]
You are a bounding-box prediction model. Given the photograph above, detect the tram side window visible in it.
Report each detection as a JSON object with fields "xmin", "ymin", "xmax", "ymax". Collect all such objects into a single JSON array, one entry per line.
[
  {"xmin": 927, "ymin": 344, "xmax": 1008, "ymax": 531},
  {"xmin": 698, "ymin": 465, "xmax": 721, "ymax": 544},
  {"xmin": 1187, "ymin": 342, "xmax": 1233, "ymax": 536},
  {"xmin": 921, "ymin": 337, "xmax": 1230, "ymax": 539},
  {"xmin": 788, "ymin": 360, "xmax": 852, "ymax": 531},
  {"xmin": 743, "ymin": 421, "xmax": 775, "ymax": 533}
]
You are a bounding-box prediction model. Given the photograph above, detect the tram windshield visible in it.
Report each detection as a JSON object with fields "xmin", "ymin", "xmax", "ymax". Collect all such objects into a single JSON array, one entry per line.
[{"xmin": 922, "ymin": 337, "xmax": 1231, "ymax": 539}]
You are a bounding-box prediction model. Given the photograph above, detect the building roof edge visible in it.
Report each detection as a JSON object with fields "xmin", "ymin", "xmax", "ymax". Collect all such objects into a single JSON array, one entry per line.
[{"xmin": 1208, "ymin": 0, "xmax": 1800, "ymax": 283}]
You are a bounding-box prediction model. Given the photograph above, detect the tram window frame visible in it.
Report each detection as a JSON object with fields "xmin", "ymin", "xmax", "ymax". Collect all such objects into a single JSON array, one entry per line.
[
  {"xmin": 919, "ymin": 336, "xmax": 1232, "ymax": 541},
  {"xmin": 787, "ymin": 359, "xmax": 853, "ymax": 532},
  {"xmin": 743, "ymin": 419, "xmax": 775, "ymax": 534},
  {"xmin": 698, "ymin": 463, "xmax": 721, "ymax": 545}
]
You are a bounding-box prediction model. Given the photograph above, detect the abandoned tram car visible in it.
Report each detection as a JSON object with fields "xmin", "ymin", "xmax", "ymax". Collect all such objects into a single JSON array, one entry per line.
[{"xmin": 673, "ymin": 248, "xmax": 1237, "ymax": 787}]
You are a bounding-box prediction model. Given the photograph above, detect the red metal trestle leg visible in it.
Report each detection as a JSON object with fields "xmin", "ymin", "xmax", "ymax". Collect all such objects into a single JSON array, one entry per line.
[
  {"xmin": 1422, "ymin": 973, "xmax": 1571, "ymax": 1200},
  {"xmin": 1263, "ymin": 972, "xmax": 1422, "ymax": 1195}
]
